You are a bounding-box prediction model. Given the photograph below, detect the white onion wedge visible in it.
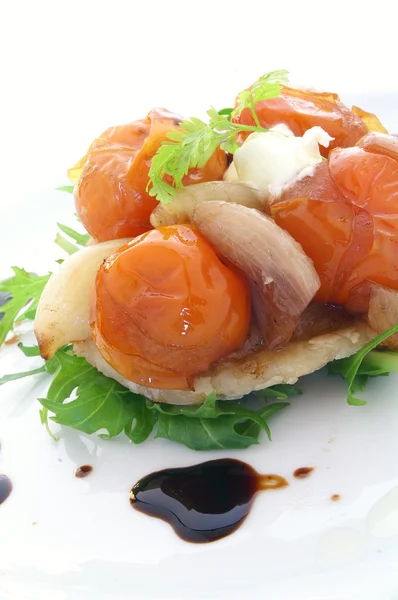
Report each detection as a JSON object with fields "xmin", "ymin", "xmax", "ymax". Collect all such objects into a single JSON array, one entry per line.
[
  {"xmin": 150, "ymin": 181, "xmax": 265, "ymax": 228},
  {"xmin": 35, "ymin": 238, "xmax": 131, "ymax": 358},
  {"xmin": 368, "ymin": 284, "xmax": 398, "ymax": 349},
  {"xmin": 193, "ymin": 201, "xmax": 320, "ymax": 349},
  {"xmin": 292, "ymin": 303, "xmax": 351, "ymax": 341}
]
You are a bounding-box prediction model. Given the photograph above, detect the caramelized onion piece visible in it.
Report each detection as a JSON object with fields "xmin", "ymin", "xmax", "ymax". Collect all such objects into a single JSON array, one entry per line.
[
  {"xmin": 368, "ymin": 284, "xmax": 398, "ymax": 350},
  {"xmin": 35, "ymin": 238, "xmax": 130, "ymax": 359},
  {"xmin": 150, "ymin": 181, "xmax": 265, "ymax": 228},
  {"xmin": 292, "ymin": 303, "xmax": 352, "ymax": 342},
  {"xmin": 193, "ymin": 201, "xmax": 320, "ymax": 349}
]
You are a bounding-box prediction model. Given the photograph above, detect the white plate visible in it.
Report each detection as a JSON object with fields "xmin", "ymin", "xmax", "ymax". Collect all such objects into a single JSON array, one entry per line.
[{"xmin": 1, "ymin": 95, "xmax": 398, "ymax": 600}]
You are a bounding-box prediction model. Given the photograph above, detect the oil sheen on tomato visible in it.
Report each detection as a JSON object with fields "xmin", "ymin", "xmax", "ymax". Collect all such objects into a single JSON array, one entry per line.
[{"xmin": 91, "ymin": 224, "xmax": 251, "ymax": 390}]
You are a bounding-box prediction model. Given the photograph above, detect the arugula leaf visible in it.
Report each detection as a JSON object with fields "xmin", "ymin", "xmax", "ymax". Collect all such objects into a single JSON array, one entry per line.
[
  {"xmin": 235, "ymin": 402, "xmax": 290, "ymax": 440},
  {"xmin": 149, "ymin": 392, "xmax": 289, "ymax": 450},
  {"xmin": 154, "ymin": 403, "xmax": 288, "ymax": 451},
  {"xmin": 0, "ymin": 345, "xmax": 57, "ymax": 386},
  {"xmin": 147, "ymin": 70, "xmax": 288, "ymax": 204},
  {"xmin": 124, "ymin": 402, "xmax": 156, "ymax": 445},
  {"xmin": 54, "ymin": 222, "xmax": 89, "ymax": 255},
  {"xmin": 0, "ymin": 268, "xmax": 51, "ymax": 346},
  {"xmin": 0, "ymin": 365, "xmax": 47, "ymax": 386},
  {"xmin": 1, "ymin": 337, "xmax": 292, "ymax": 449},
  {"xmin": 54, "ymin": 233, "xmax": 79, "ymax": 255},
  {"xmin": 149, "ymin": 390, "xmax": 272, "ymax": 430},
  {"xmin": 18, "ymin": 342, "xmax": 41, "ymax": 356},
  {"xmin": 56, "ymin": 223, "xmax": 90, "ymax": 246},
  {"xmin": 328, "ymin": 323, "xmax": 398, "ymax": 405},
  {"xmin": 38, "ymin": 349, "xmax": 155, "ymax": 441},
  {"xmin": 254, "ymin": 384, "xmax": 303, "ymax": 400},
  {"xmin": 56, "ymin": 185, "xmax": 74, "ymax": 193}
]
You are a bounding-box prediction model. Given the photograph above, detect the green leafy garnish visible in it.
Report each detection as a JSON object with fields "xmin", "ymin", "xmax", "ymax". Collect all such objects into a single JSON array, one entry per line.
[
  {"xmin": 328, "ymin": 323, "xmax": 398, "ymax": 405},
  {"xmin": 0, "ymin": 365, "xmax": 47, "ymax": 386},
  {"xmin": 55, "ymin": 222, "xmax": 90, "ymax": 255},
  {"xmin": 39, "ymin": 349, "xmax": 156, "ymax": 441},
  {"xmin": 54, "ymin": 233, "xmax": 79, "ymax": 255},
  {"xmin": 0, "ymin": 268, "xmax": 51, "ymax": 346},
  {"xmin": 147, "ymin": 70, "xmax": 289, "ymax": 204},
  {"xmin": 217, "ymin": 108, "xmax": 233, "ymax": 117},
  {"xmin": 254, "ymin": 383, "xmax": 303, "ymax": 400},
  {"xmin": 147, "ymin": 108, "xmax": 260, "ymax": 204},
  {"xmin": 0, "ymin": 344, "xmax": 56, "ymax": 386},
  {"xmin": 0, "ymin": 343, "xmax": 296, "ymax": 449},
  {"xmin": 56, "ymin": 223, "xmax": 90, "ymax": 246},
  {"xmin": 149, "ymin": 392, "xmax": 289, "ymax": 450},
  {"xmin": 17, "ymin": 342, "xmax": 41, "ymax": 357},
  {"xmin": 231, "ymin": 69, "xmax": 289, "ymax": 126},
  {"xmin": 37, "ymin": 351, "xmax": 293, "ymax": 449},
  {"xmin": 56, "ymin": 185, "xmax": 74, "ymax": 194}
]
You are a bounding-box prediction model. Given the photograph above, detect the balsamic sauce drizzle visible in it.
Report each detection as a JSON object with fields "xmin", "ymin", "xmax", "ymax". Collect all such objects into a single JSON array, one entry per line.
[
  {"xmin": 0, "ymin": 474, "xmax": 12, "ymax": 505},
  {"xmin": 75, "ymin": 465, "xmax": 93, "ymax": 478},
  {"xmin": 293, "ymin": 467, "xmax": 314, "ymax": 479},
  {"xmin": 130, "ymin": 458, "xmax": 288, "ymax": 543}
]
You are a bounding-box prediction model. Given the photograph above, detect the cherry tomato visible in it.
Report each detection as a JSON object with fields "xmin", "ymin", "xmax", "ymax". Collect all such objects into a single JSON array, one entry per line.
[
  {"xmin": 271, "ymin": 134, "xmax": 398, "ymax": 311},
  {"xmin": 91, "ymin": 224, "xmax": 251, "ymax": 390},
  {"xmin": 72, "ymin": 109, "xmax": 227, "ymax": 242},
  {"xmin": 233, "ymin": 85, "xmax": 367, "ymax": 156}
]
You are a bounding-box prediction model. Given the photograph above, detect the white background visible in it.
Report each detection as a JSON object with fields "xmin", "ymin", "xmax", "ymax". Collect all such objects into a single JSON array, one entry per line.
[{"xmin": 1, "ymin": 0, "xmax": 398, "ymax": 274}]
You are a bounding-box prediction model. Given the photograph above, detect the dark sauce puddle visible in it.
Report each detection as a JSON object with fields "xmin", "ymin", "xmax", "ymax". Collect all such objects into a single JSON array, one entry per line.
[
  {"xmin": 75, "ymin": 465, "xmax": 93, "ymax": 478},
  {"xmin": 130, "ymin": 458, "xmax": 288, "ymax": 543},
  {"xmin": 0, "ymin": 474, "xmax": 13, "ymax": 504}
]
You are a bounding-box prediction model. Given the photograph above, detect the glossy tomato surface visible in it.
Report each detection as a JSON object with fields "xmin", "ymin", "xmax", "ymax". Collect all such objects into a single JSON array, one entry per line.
[
  {"xmin": 234, "ymin": 86, "xmax": 367, "ymax": 156},
  {"xmin": 272, "ymin": 133, "xmax": 398, "ymax": 311},
  {"xmin": 91, "ymin": 225, "xmax": 251, "ymax": 389},
  {"xmin": 72, "ymin": 109, "xmax": 227, "ymax": 242}
]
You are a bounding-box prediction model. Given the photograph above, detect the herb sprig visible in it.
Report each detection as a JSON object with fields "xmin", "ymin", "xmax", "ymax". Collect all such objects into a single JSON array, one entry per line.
[
  {"xmin": 231, "ymin": 69, "xmax": 289, "ymax": 124},
  {"xmin": 147, "ymin": 70, "xmax": 288, "ymax": 204}
]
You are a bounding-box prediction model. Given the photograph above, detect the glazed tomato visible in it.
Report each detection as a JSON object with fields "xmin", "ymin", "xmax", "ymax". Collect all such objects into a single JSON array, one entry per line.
[
  {"xmin": 91, "ymin": 224, "xmax": 251, "ymax": 390},
  {"xmin": 71, "ymin": 109, "xmax": 227, "ymax": 242},
  {"xmin": 233, "ymin": 85, "xmax": 367, "ymax": 156},
  {"xmin": 271, "ymin": 133, "xmax": 398, "ymax": 312}
]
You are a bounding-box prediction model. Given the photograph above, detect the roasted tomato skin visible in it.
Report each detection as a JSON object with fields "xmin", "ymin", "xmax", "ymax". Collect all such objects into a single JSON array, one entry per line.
[
  {"xmin": 91, "ymin": 225, "xmax": 251, "ymax": 390},
  {"xmin": 271, "ymin": 134, "xmax": 398, "ymax": 311},
  {"xmin": 233, "ymin": 85, "xmax": 367, "ymax": 156},
  {"xmin": 72, "ymin": 109, "xmax": 227, "ymax": 242}
]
